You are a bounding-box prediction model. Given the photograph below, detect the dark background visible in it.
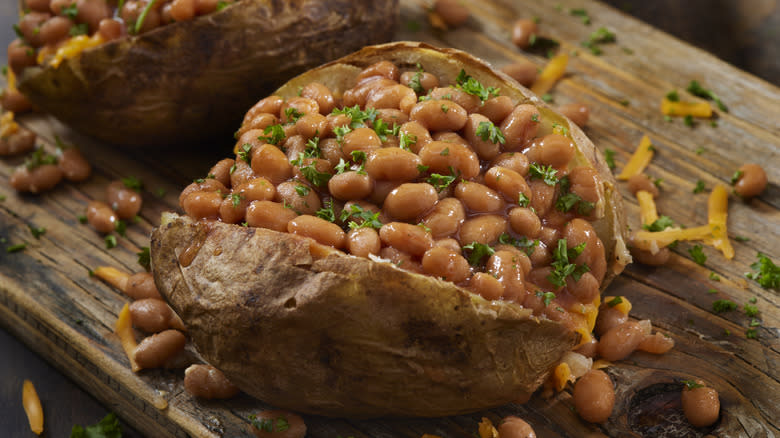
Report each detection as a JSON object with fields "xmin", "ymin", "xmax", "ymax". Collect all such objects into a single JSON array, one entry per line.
[{"xmin": 1, "ymin": 1, "xmax": 778, "ymax": 437}]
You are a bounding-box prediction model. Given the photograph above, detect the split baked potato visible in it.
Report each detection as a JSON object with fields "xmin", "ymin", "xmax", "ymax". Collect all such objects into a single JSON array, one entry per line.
[
  {"xmin": 15, "ymin": 0, "xmax": 398, "ymax": 146},
  {"xmin": 151, "ymin": 42, "xmax": 631, "ymax": 417}
]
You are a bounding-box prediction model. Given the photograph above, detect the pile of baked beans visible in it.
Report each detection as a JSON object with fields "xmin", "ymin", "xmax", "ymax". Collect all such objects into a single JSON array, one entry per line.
[
  {"xmin": 180, "ymin": 59, "xmax": 608, "ymax": 329},
  {"xmin": 9, "ymin": 0, "xmax": 234, "ymax": 75}
]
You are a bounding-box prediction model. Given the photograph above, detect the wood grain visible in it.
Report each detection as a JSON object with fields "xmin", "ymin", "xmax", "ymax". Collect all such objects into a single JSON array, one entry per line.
[{"xmin": 1, "ymin": 0, "xmax": 778, "ymax": 436}]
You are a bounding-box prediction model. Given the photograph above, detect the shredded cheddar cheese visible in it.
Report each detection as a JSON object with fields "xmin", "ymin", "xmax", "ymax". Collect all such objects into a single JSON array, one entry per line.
[
  {"xmin": 115, "ymin": 302, "xmax": 141, "ymax": 372},
  {"xmin": 531, "ymin": 53, "xmax": 568, "ymax": 96},
  {"xmin": 661, "ymin": 98, "xmax": 713, "ymax": 118},
  {"xmin": 22, "ymin": 380, "xmax": 44, "ymax": 435},
  {"xmin": 617, "ymin": 135, "xmax": 654, "ymax": 180},
  {"xmin": 478, "ymin": 417, "xmax": 499, "ymax": 438},
  {"xmin": 636, "ymin": 190, "xmax": 659, "ymax": 226},
  {"xmin": 49, "ymin": 34, "xmax": 105, "ymax": 68},
  {"xmin": 93, "ymin": 266, "xmax": 130, "ymax": 292},
  {"xmin": 0, "ymin": 111, "xmax": 20, "ymax": 138},
  {"xmin": 553, "ymin": 362, "xmax": 572, "ymax": 392},
  {"xmin": 592, "ymin": 359, "xmax": 611, "ymax": 369},
  {"xmin": 703, "ymin": 184, "xmax": 734, "ymax": 259}
]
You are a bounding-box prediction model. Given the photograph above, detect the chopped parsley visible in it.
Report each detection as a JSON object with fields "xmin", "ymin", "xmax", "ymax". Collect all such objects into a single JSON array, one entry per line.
[
  {"xmin": 104, "ymin": 235, "xmax": 118, "ymax": 249},
  {"xmin": 695, "ymin": 147, "xmax": 706, "ymax": 155},
  {"xmin": 134, "ymin": 0, "xmax": 159, "ymax": 34},
  {"xmin": 693, "ymin": 180, "xmax": 706, "ymax": 194},
  {"xmin": 69, "ymin": 23, "xmax": 89, "ymax": 36},
  {"xmin": 290, "ymin": 153, "xmax": 331, "ymax": 187},
  {"xmin": 70, "ymin": 412, "xmax": 122, "ymax": 438},
  {"xmin": 536, "ymin": 291, "xmax": 557, "ymax": 306},
  {"xmin": 517, "ymin": 193, "xmax": 530, "ymax": 207},
  {"xmin": 528, "ymin": 163, "xmax": 559, "ymax": 185},
  {"xmin": 547, "ymin": 239, "xmax": 589, "ymax": 287},
  {"xmin": 745, "ymin": 252, "xmax": 779, "ymax": 289},
  {"xmin": 340, "ymin": 204, "xmax": 382, "ymax": 230},
  {"xmin": 734, "ymin": 235, "xmax": 750, "ymax": 242},
  {"xmin": 332, "ymin": 105, "xmax": 377, "ymax": 129},
  {"xmin": 688, "ymin": 244, "xmax": 707, "ymax": 265},
  {"xmin": 604, "ymin": 148, "xmax": 616, "ymax": 170},
  {"xmin": 137, "ymin": 246, "xmax": 151, "ymax": 271},
  {"xmin": 498, "ymin": 233, "xmax": 539, "ymax": 255},
  {"xmin": 746, "ymin": 328, "xmax": 758, "ymax": 339},
  {"xmin": 248, "ymin": 414, "xmax": 290, "ymax": 433},
  {"xmin": 216, "ymin": 0, "xmax": 230, "ymax": 11},
  {"xmin": 121, "ymin": 176, "xmax": 143, "ymax": 191},
  {"xmin": 231, "ymin": 192, "xmax": 244, "ymax": 207},
  {"xmin": 426, "ymin": 170, "xmax": 458, "ymax": 192},
  {"xmin": 581, "ymin": 26, "xmax": 616, "ymax": 55},
  {"xmin": 555, "ymin": 176, "xmax": 595, "ymax": 215},
  {"xmin": 258, "ymin": 124, "xmax": 285, "ymax": 145},
  {"xmin": 730, "ymin": 170, "xmax": 743, "ymax": 185},
  {"xmin": 541, "ymin": 93, "xmax": 554, "ymax": 103},
  {"xmin": 440, "ymin": 104, "xmax": 449, "ymax": 113},
  {"xmin": 304, "ymin": 137, "xmax": 321, "ymax": 158},
  {"xmin": 237, "ymin": 143, "xmax": 252, "ymax": 164},
  {"xmin": 78, "ymin": 215, "xmax": 88, "ymax": 224},
  {"xmin": 475, "ymin": 121, "xmax": 506, "ymax": 144},
  {"xmin": 114, "ymin": 220, "xmax": 127, "ymax": 237},
  {"xmin": 333, "ymin": 125, "xmax": 352, "ymax": 144},
  {"xmin": 334, "ymin": 158, "xmax": 350, "ymax": 175},
  {"xmin": 684, "ymin": 114, "xmax": 695, "ymax": 127},
  {"xmin": 62, "ymin": 4, "xmax": 79, "ymax": 19},
  {"xmin": 711, "ymin": 299, "xmax": 737, "ymax": 313},
  {"xmin": 399, "ymin": 132, "xmax": 417, "ymax": 151},
  {"xmin": 373, "ymin": 119, "xmax": 399, "ymax": 142},
  {"xmin": 29, "ymin": 225, "xmax": 46, "ymax": 239},
  {"xmin": 680, "ymin": 380, "xmax": 704, "ymax": 390},
  {"xmin": 665, "ymin": 90, "xmax": 680, "ymax": 102},
  {"xmin": 642, "ymin": 215, "xmax": 675, "ymax": 232},
  {"xmin": 316, "ymin": 199, "xmax": 336, "ymax": 222},
  {"xmin": 407, "ymin": 63, "xmax": 425, "ymax": 94},
  {"xmin": 607, "ymin": 296, "xmax": 623, "ymax": 307},
  {"xmin": 440, "ymin": 148, "xmax": 450, "ymax": 156},
  {"xmin": 6, "ymin": 243, "xmax": 26, "ymax": 253},
  {"xmin": 455, "ymin": 69, "xmax": 499, "ymax": 103},
  {"xmin": 284, "ymin": 107, "xmax": 304, "ymax": 123},
  {"xmin": 744, "ymin": 303, "xmax": 758, "ymax": 318},
  {"xmin": 687, "ymin": 80, "xmax": 728, "ymax": 112},
  {"xmin": 24, "ymin": 148, "xmax": 58, "ymax": 170},
  {"xmin": 569, "ymin": 8, "xmax": 591, "ymax": 25},
  {"xmin": 462, "ymin": 242, "xmax": 496, "ymax": 266},
  {"xmin": 709, "ymin": 272, "xmax": 720, "ymax": 281}
]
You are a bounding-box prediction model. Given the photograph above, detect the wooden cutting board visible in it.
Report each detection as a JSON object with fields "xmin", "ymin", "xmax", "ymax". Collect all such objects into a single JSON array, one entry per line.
[{"xmin": 1, "ymin": 0, "xmax": 778, "ymax": 437}]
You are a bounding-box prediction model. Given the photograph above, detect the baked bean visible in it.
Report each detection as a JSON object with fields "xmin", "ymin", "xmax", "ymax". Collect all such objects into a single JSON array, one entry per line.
[
  {"xmin": 527, "ymin": 241, "xmax": 550, "ymax": 266},
  {"xmin": 383, "ymin": 183, "xmax": 438, "ymax": 221},
  {"xmin": 399, "ymin": 93, "xmax": 418, "ymax": 114},
  {"xmin": 294, "ymin": 113, "xmax": 328, "ymax": 140},
  {"xmin": 328, "ymin": 171, "xmax": 373, "ymax": 201},
  {"xmin": 400, "ymin": 70, "xmax": 439, "ymax": 94},
  {"xmin": 462, "ymin": 114, "xmax": 502, "ymax": 160},
  {"xmin": 219, "ymin": 194, "xmax": 247, "ymax": 224},
  {"xmin": 594, "ymin": 305, "xmax": 627, "ymax": 336},
  {"xmin": 367, "ymin": 180, "xmax": 400, "ymax": 205},
  {"xmin": 629, "ymin": 245, "xmax": 670, "ymax": 266},
  {"xmin": 597, "ymin": 320, "xmax": 645, "ymax": 361},
  {"xmin": 299, "ymin": 82, "xmax": 335, "ymax": 115},
  {"xmin": 120, "ymin": 1, "xmax": 160, "ymax": 34},
  {"xmin": 49, "ymin": 0, "xmax": 72, "ymax": 15},
  {"xmin": 1, "ymin": 88, "xmax": 33, "ymax": 113},
  {"xmin": 182, "ymin": 190, "xmax": 222, "ymax": 219},
  {"xmin": 500, "ymin": 61, "xmax": 538, "ymax": 88},
  {"xmin": 575, "ymin": 338, "xmax": 599, "ymax": 358},
  {"xmin": 432, "ymin": 131, "xmax": 469, "ymax": 146},
  {"xmin": 564, "ymin": 219, "xmax": 607, "ymax": 284},
  {"xmin": 379, "ymin": 222, "xmax": 433, "ymax": 256},
  {"xmin": 366, "ymin": 84, "xmax": 415, "ymax": 110},
  {"xmin": 282, "ymin": 135, "xmax": 306, "ymax": 162},
  {"xmin": 681, "ymin": 382, "xmax": 720, "ymax": 428},
  {"xmin": 494, "ymin": 244, "xmax": 532, "ymax": 276},
  {"xmin": 479, "ymin": 95, "xmax": 514, "ymax": 125},
  {"xmin": 375, "ymin": 108, "xmax": 409, "ymax": 128},
  {"xmin": 291, "ymin": 156, "xmax": 332, "ymax": 187},
  {"xmin": 409, "ymin": 99, "xmax": 468, "ymax": 132},
  {"xmin": 11, "ymin": 163, "xmax": 63, "ymax": 193},
  {"xmin": 38, "ymin": 16, "xmax": 72, "ymax": 45},
  {"xmin": 528, "ymin": 179, "xmax": 555, "ymax": 217},
  {"xmin": 526, "ymin": 266, "xmax": 562, "ymax": 294},
  {"xmin": 558, "ymin": 103, "xmax": 589, "ymax": 128},
  {"xmin": 342, "ymin": 127, "xmax": 382, "ymax": 156},
  {"xmin": 97, "ymin": 18, "xmax": 124, "ymax": 41},
  {"xmin": 485, "ymin": 250, "xmax": 526, "ymax": 302},
  {"xmin": 245, "ymin": 200, "xmax": 297, "ymax": 231},
  {"xmin": 565, "ymin": 271, "xmax": 598, "ymax": 303},
  {"xmin": 365, "ymin": 147, "xmax": 421, "ymax": 182},
  {"xmin": 288, "ymin": 215, "xmax": 346, "ymax": 248},
  {"xmin": 734, "ymin": 163, "xmax": 767, "ymax": 198},
  {"xmin": 129, "ymin": 298, "xmax": 184, "ymax": 333},
  {"xmin": 169, "ymin": 0, "xmax": 196, "ymax": 21},
  {"xmin": 134, "ymin": 329, "xmax": 186, "ymax": 369},
  {"xmin": 573, "ymin": 370, "xmax": 614, "ymax": 423},
  {"xmin": 512, "ymin": 19, "xmax": 538, "ymax": 49},
  {"xmin": 467, "ymin": 272, "xmax": 505, "ymax": 301},
  {"xmin": 56, "ymin": 147, "xmax": 91, "ymax": 181},
  {"xmin": 525, "ymin": 134, "xmax": 575, "ymax": 169},
  {"xmin": 346, "ymin": 227, "xmax": 381, "ymax": 257},
  {"xmin": 569, "ymin": 166, "xmax": 602, "ymax": 208},
  {"xmin": 421, "ymin": 246, "xmax": 470, "ymax": 283},
  {"xmin": 433, "ymin": 0, "xmax": 470, "ymax": 27},
  {"xmin": 434, "ymin": 237, "xmax": 461, "ymax": 252},
  {"xmin": 77, "ymin": 0, "xmax": 112, "ymax": 32},
  {"xmin": 126, "ymin": 272, "xmax": 162, "ymax": 300},
  {"xmin": 627, "ymin": 174, "xmax": 659, "ymax": 198},
  {"xmin": 342, "ymin": 78, "xmax": 396, "ymax": 108},
  {"xmin": 484, "ymin": 166, "xmax": 532, "ymax": 206},
  {"xmin": 207, "ymin": 158, "xmax": 234, "ymax": 188},
  {"xmin": 19, "ymin": 11, "xmax": 50, "ymax": 47},
  {"xmin": 492, "ymin": 152, "xmax": 530, "ymax": 176},
  {"xmin": 0, "ymin": 129, "xmax": 36, "ymax": 156},
  {"xmin": 235, "ymin": 176, "xmax": 275, "ymax": 201},
  {"xmin": 251, "ymin": 144, "xmax": 291, "ymax": 185},
  {"xmin": 326, "ymin": 113, "xmax": 350, "ymax": 133},
  {"xmin": 229, "ymin": 158, "xmax": 255, "ymax": 188},
  {"xmin": 26, "ymin": 0, "xmax": 51, "ymax": 12},
  {"xmin": 429, "ymin": 87, "xmax": 481, "ymax": 114},
  {"xmin": 420, "ymin": 197, "xmax": 465, "ymax": 239},
  {"xmin": 418, "ymin": 141, "xmax": 480, "ymax": 180},
  {"xmin": 356, "ymin": 60, "xmax": 399, "ymax": 82},
  {"xmin": 242, "ymin": 96, "xmax": 284, "ymax": 126},
  {"xmin": 184, "ymin": 364, "xmax": 239, "ymax": 399},
  {"xmin": 497, "ymin": 416, "xmax": 536, "ymax": 438},
  {"xmin": 399, "ymin": 121, "xmax": 432, "ymax": 153},
  {"xmin": 239, "ymin": 113, "xmax": 278, "ymax": 137},
  {"xmin": 316, "ymin": 138, "xmax": 344, "ymax": 168},
  {"xmin": 8, "ymin": 39, "xmax": 37, "ymax": 75},
  {"xmin": 637, "ymin": 332, "xmax": 674, "ymax": 354},
  {"xmin": 455, "ymin": 181, "xmax": 505, "ymax": 213},
  {"xmin": 378, "ymin": 246, "xmax": 423, "ymax": 273},
  {"xmin": 280, "ymin": 97, "xmax": 319, "ymax": 124},
  {"xmin": 236, "ymin": 129, "xmax": 269, "ymax": 154},
  {"xmin": 500, "ymin": 104, "xmax": 540, "ymax": 151},
  {"xmin": 459, "ymin": 215, "xmax": 507, "ymax": 246},
  {"xmin": 85, "ymin": 200, "xmax": 117, "ymax": 233},
  {"xmin": 106, "ymin": 180, "xmax": 142, "ymax": 219},
  {"xmin": 275, "ymin": 181, "xmax": 321, "ymax": 215},
  {"xmin": 507, "ymin": 207, "xmax": 541, "ymax": 238},
  {"xmin": 178, "ymin": 178, "xmax": 227, "ymax": 208},
  {"xmin": 247, "ymin": 410, "xmax": 306, "ymax": 438}
]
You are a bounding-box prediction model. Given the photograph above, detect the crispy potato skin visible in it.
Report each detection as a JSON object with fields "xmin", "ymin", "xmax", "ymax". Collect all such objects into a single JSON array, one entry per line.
[
  {"xmin": 17, "ymin": 0, "xmax": 398, "ymax": 146},
  {"xmin": 152, "ymin": 215, "xmax": 577, "ymax": 417},
  {"xmin": 151, "ymin": 43, "xmax": 630, "ymax": 418}
]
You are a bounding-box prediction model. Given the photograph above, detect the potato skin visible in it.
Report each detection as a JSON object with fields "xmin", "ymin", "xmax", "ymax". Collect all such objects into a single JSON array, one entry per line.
[
  {"xmin": 151, "ymin": 43, "xmax": 630, "ymax": 418},
  {"xmin": 16, "ymin": 0, "xmax": 398, "ymax": 146},
  {"xmin": 152, "ymin": 214, "xmax": 577, "ymax": 417}
]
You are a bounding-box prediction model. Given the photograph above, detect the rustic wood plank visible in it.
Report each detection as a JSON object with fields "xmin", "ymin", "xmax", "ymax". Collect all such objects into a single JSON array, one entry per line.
[{"xmin": 1, "ymin": 0, "xmax": 778, "ymax": 436}]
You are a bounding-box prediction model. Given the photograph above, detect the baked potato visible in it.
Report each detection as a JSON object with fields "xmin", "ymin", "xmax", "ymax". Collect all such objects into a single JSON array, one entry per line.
[
  {"xmin": 151, "ymin": 42, "xmax": 631, "ymax": 417},
  {"xmin": 14, "ymin": 0, "xmax": 398, "ymax": 146}
]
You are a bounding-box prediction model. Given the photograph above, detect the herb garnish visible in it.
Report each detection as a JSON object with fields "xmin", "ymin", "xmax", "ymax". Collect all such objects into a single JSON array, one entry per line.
[
  {"xmin": 316, "ymin": 199, "xmax": 336, "ymax": 222},
  {"xmin": 290, "ymin": 153, "xmax": 331, "ymax": 187},
  {"xmin": 569, "ymin": 8, "xmax": 591, "ymax": 25},
  {"xmin": 687, "ymin": 80, "xmax": 728, "ymax": 112},
  {"xmin": 373, "ymin": 119, "xmax": 399, "ymax": 142},
  {"xmin": 399, "ymin": 132, "xmax": 417, "ymax": 151},
  {"xmin": 744, "ymin": 303, "xmax": 758, "ymax": 318},
  {"xmin": 517, "ymin": 193, "xmax": 530, "ymax": 207},
  {"xmin": 745, "ymin": 252, "xmax": 779, "ymax": 289},
  {"xmin": 665, "ymin": 90, "xmax": 679, "ymax": 102},
  {"xmin": 332, "ymin": 105, "xmax": 377, "ymax": 128},
  {"xmin": 680, "ymin": 380, "xmax": 704, "ymax": 390},
  {"xmin": 248, "ymin": 414, "xmax": 290, "ymax": 433},
  {"xmin": 24, "ymin": 148, "xmax": 57, "ymax": 170},
  {"xmin": 462, "ymin": 242, "xmax": 496, "ymax": 266},
  {"xmin": 258, "ymin": 124, "xmax": 285, "ymax": 145},
  {"xmin": 642, "ymin": 215, "xmax": 675, "ymax": 232},
  {"xmin": 340, "ymin": 204, "xmax": 382, "ymax": 230},
  {"xmin": 426, "ymin": 169, "xmax": 458, "ymax": 192},
  {"xmin": 730, "ymin": 170, "xmax": 743, "ymax": 185},
  {"xmin": 6, "ymin": 243, "xmax": 26, "ymax": 253},
  {"xmin": 284, "ymin": 107, "xmax": 304, "ymax": 123},
  {"xmin": 475, "ymin": 121, "xmax": 506, "ymax": 144},
  {"xmin": 693, "ymin": 180, "xmax": 706, "ymax": 194},
  {"xmin": 134, "ymin": 0, "xmax": 158, "ymax": 34},
  {"xmin": 689, "ymin": 244, "xmax": 707, "ymax": 265},
  {"xmin": 604, "ymin": 148, "xmax": 616, "ymax": 169},
  {"xmin": 408, "ymin": 63, "xmax": 425, "ymax": 94},
  {"xmin": 137, "ymin": 247, "xmax": 151, "ymax": 271},
  {"xmin": 607, "ymin": 296, "xmax": 623, "ymax": 307},
  {"xmin": 104, "ymin": 235, "xmax": 117, "ymax": 249},
  {"xmin": 712, "ymin": 299, "xmax": 737, "ymax": 313},
  {"xmin": 29, "ymin": 225, "xmax": 46, "ymax": 239},
  {"xmin": 528, "ymin": 163, "xmax": 559, "ymax": 185},
  {"xmin": 555, "ymin": 176, "xmax": 595, "ymax": 215},
  {"xmin": 581, "ymin": 26, "xmax": 616, "ymax": 55},
  {"xmin": 547, "ymin": 239, "xmax": 589, "ymax": 286},
  {"xmin": 536, "ymin": 291, "xmax": 557, "ymax": 306},
  {"xmin": 498, "ymin": 233, "xmax": 539, "ymax": 255},
  {"xmin": 70, "ymin": 412, "xmax": 122, "ymax": 438},
  {"xmin": 455, "ymin": 69, "xmax": 499, "ymax": 103},
  {"xmin": 237, "ymin": 144, "xmax": 252, "ymax": 164}
]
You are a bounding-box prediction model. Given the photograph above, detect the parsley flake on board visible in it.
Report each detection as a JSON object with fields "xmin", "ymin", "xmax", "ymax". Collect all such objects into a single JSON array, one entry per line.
[
  {"xmin": 569, "ymin": 8, "xmax": 591, "ymax": 25},
  {"xmin": 455, "ymin": 69, "xmax": 500, "ymax": 102},
  {"xmin": 744, "ymin": 303, "xmax": 759, "ymax": 318},
  {"xmin": 687, "ymin": 80, "xmax": 728, "ymax": 112},
  {"xmin": 6, "ymin": 243, "xmax": 26, "ymax": 253},
  {"xmin": 114, "ymin": 220, "xmax": 127, "ymax": 237},
  {"xmin": 693, "ymin": 180, "xmax": 706, "ymax": 194},
  {"xmin": 665, "ymin": 90, "xmax": 680, "ymax": 102},
  {"xmin": 547, "ymin": 239, "xmax": 589, "ymax": 287},
  {"xmin": 581, "ymin": 26, "xmax": 616, "ymax": 55},
  {"xmin": 712, "ymin": 299, "xmax": 737, "ymax": 313},
  {"xmin": 475, "ymin": 121, "xmax": 506, "ymax": 144},
  {"xmin": 689, "ymin": 244, "xmax": 707, "ymax": 265},
  {"xmin": 528, "ymin": 163, "xmax": 559, "ymax": 185},
  {"xmin": 746, "ymin": 328, "xmax": 758, "ymax": 339},
  {"xmin": 603, "ymin": 148, "xmax": 616, "ymax": 170},
  {"xmin": 70, "ymin": 412, "xmax": 122, "ymax": 438},
  {"xmin": 137, "ymin": 247, "xmax": 151, "ymax": 271},
  {"xmin": 104, "ymin": 235, "xmax": 117, "ymax": 249},
  {"xmin": 709, "ymin": 272, "xmax": 720, "ymax": 281},
  {"xmin": 28, "ymin": 225, "xmax": 46, "ymax": 239},
  {"xmin": 462, "ymin": 242, "xmax": 495, "ymax": 266},
  {"xmin": 745, "ymin": 252, "xmax": 779, "ymax": 289}
]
